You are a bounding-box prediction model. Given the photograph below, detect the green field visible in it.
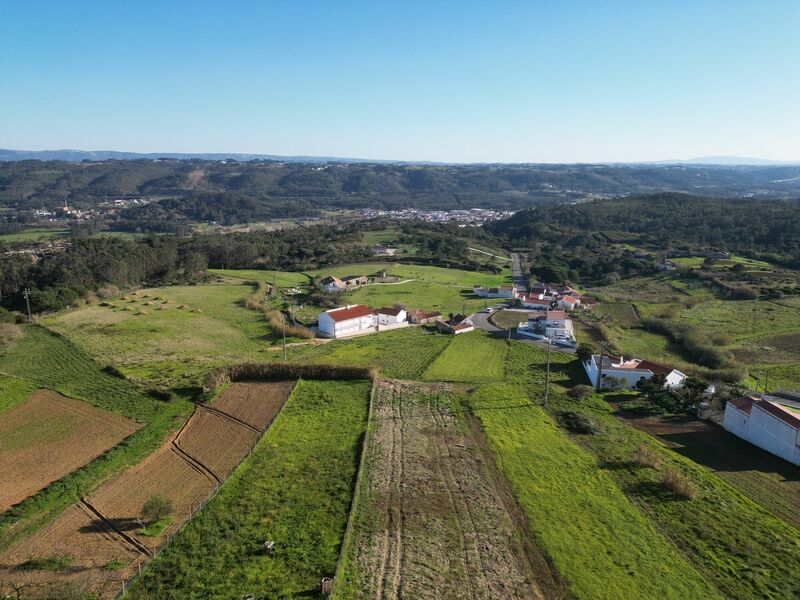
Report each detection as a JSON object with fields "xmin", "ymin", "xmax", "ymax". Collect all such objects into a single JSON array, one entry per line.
[
  {"xmin": 128, "ymin": 379, "xmax": 370, "ymax": 600},
  {"xmin": 47, "ymin": 282, "xmax": 274, "ymax": 388},
  {"xmin": 422, "ymin": 331, "xmax": 507, "ymax": 382},
  {"xmin": 469, "ymin": 384, "xmax": 721, "ymax": 600},
  {"xmin": 0, "ymin": 227, "xmax": 70, "ymax": 242},
  {"xmin": 214, "ymin": 262, "xmax": 512, "ymax": 316}
]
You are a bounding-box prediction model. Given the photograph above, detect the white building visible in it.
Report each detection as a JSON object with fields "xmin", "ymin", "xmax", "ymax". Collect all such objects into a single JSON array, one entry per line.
[
  {"xmin": 320, "ymin": 275, "xmax": 346, "ymax": 294},
  {"xmin": 583, "ymin": 354, "xmax": 686, "ymax": 390},
  {"xmin": 518, "ymin": 310, "xmax": 575, "ymax": 345},
  {"xmin": 519, "ymin": 293, "xmax": 555, "ymax": 310},
  {"xmin": 473, "ymin": 284, "xmax": 518, "ymax": 299},
  {"xmin": 723, "ymin": 394, "xmax": 800, "ymax": 465},
  {"xmin": 374, "ymin": 307, "xmax": 407, "ymax": 326},
  {"xmin": 556, "ymin": 295, "xmax": 581, "ymax": 311},
  {"xmin": 317, "ymin": 304, "xmax": 375, "ymax": 338}
]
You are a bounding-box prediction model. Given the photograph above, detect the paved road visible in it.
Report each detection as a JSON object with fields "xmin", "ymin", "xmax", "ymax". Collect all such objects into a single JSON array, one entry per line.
[
  {"xmin": 471, "ymin": 309, "xmax": 576, "ymax": 355},
  {"xmin": 510, "ymin": 253, "xmax": 527, "ymax": 292}
]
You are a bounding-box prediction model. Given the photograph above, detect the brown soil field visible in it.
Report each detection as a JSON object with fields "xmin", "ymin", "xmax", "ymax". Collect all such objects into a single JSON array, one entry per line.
[
  {"xmin": 614, "ymin": 406, "xmax": 800, "ymax": 531},
  {"xmin": 0, "ymin": 381, "xmax": 294, "ymax": 599},
  {"xmin": 337, "ymin": 380, "xmax": 554, "ymax": 600},
  {"xmin": 0, "ymin": 390, "xmax": 140, "ymax": 512},
  {"xmin": 211, "ymin": 380, "xmax": 296, "ymax": 431}
]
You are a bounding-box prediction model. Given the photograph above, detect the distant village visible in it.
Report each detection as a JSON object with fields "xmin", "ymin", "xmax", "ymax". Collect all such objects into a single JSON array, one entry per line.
[{"xmin": 358, "ymin": 207, "xmax": 514, "ymax": 225}]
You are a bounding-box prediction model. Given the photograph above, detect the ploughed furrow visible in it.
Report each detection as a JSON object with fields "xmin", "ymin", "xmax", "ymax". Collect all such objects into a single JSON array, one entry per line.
[
  {"xmin": 334, "ymin": 380, "xmax": 544, "ymax": 600},
  {"xmin": 79, "ymin": 498, "xmax": 151, "ymax": 556},
  {"xmin": 197, "ymin": 402, "xmax": 262, "ymax": 435},
  {"xmin": 170, "ymin": 443, "xmax": 221, "ymax": 484}
]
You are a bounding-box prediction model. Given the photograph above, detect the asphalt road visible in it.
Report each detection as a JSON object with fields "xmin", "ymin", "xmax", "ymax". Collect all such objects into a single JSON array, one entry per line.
[{"xmin": 510, "ymin": 253, "xmax": 527, "ymax": 292}]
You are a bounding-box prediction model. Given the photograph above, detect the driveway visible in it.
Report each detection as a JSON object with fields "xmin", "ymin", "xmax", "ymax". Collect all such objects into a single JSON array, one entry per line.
[{"xmin": 510, "ymin": 253, "xmax": 527, "ymax": 292}]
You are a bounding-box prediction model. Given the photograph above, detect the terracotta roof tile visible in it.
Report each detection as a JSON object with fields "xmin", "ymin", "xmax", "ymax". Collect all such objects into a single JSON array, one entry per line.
[{"xmin": 325, "ymin": 304, "xmax": 373, "ymax": 322}]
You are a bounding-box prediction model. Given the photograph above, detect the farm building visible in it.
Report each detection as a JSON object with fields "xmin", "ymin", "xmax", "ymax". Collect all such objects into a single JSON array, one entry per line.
[
  {"xmin": 374, "ymin": 307, "xmax": 407, "ymax": 326},
  {"xmin": 583, "ymin": 354, "xmax": 686, "ymax": 390},
  {"xmin": 370, "ymin": 245, "xmax": 397, "ymax": 256},
  {"xmin": 519, "ymin": 293, "xmax": 555, "ymax": 310},
  {"xmin": 408, "ymin": 309, "xmax": 442, "ymax": 324},
  {"xmin": 342, "ymin": 275, "xmax": 368, "ymax": 288},
  {"xmin": 321, "ymin": 275, "xmax": 346, "ymax": 293},
  {"xmin": 723, "ymin": 393, "xmax": 800, "ymax": 465},
  {"xmin": 556, "ymin": 295, "xmax": 580, "ymax": 311},
  {"xmin": 436, "ymin": 320, "xmax": 475, "ymax": 335},
  {"xmin": 473, "ymin": 284, "xmax": 518, "ymax": 299},
  {"xmin": 318, "ymin": 304, "xmax": 376, "ymax": 338}
]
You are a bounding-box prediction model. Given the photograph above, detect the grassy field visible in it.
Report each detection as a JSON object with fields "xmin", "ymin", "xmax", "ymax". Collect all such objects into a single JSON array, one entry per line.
[
  {"xmin": 214, "ymin": 262, "xmax": 512, "ymax": 316},
  {"xmin": 297, "ymin": 327, "xmax": 452, "ymax": 380},
  {"xmin": 0, "ymin": 375, "xmax": 37, "ymax": 414},
  {"xmin": 47, "ymin": 282, "xmax": 273, "ymax": 388},
  {"xmin": 551, "ymin": 390, "xmax": 800, "ymax": 600},
  {"xmin": 0, "ymin": 227, "xmax": 70, "ymax": 242},
  {"xmin": 468, "ymin": 384, "xmax": 721, "ymax": 600},
  {"xmin": 128, "ymin": 379, "xmax": 370, "ymax": 600},
  {"xmin": 422, "ymin": 331, "xmax": 508, "ymax": 382},
  {"xmin": 0, "ymin": 325, "xmax": 193, "ymax": 551}
]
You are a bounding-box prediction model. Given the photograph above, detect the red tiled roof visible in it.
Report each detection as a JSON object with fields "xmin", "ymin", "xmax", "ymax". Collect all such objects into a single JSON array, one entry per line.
[
  {"xmin": 325, "ymin": 304, "xmax": 373, "ymax": 322},
  {"xmin": 728, "ymin": 396, "xmax": 757, "ymax": 415},
  {"xmin": 545, "ymin": 310, "xmax": 566, "ymax": 320},
  {"xmin": 451, "ymin": 323, "xmax": 473, "ymax": 331},
  {"xmin": 755, "ymin": 400, "xmax": 800, "ymax": 430},
  {"xmin": 634, "ymin": 359, "xmax": 673, "ymax": 376},
  {"xmin": 562, "ymin": 295, "xmax": 578, "ymax": 303}
]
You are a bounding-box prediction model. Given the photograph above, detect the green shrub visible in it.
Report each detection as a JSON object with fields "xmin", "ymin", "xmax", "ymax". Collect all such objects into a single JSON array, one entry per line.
[{"xmin": 556, "ymin": 410, "xmax": 600, "ymax": 435}]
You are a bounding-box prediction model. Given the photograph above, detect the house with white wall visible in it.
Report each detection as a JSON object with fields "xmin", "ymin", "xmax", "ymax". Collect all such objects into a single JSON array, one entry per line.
[
  {"xmin": 583, "ymin": 354, "xmax": 686, "ymax": 389},
  {"xmin": 374, "ymin": 307, "xmax": 407, "ymax": 326},
  {"xmin": 518, "ymin": 310, "xmax": 576, "ymax": 345},
  {"xmin": 317, "ymin": 304, "xmax": 376, "ymax": 338},
  {"xmin": 556, "ymin": 295, "xmax": 580, "ymax": 311},
  {"xmin": 723, "ymin": 394, "xmax": 800, "ymax": 465},
  {"xmin": 473, "ymin": 284, "xmax": 518, "ymax": 299},
  {"xmin": 320, "ymin": 275, "xmax": 346, "ymax": 293},
  {"xmin": 519, "ymin": 293, "xmax": 555, "ymax": 310}
]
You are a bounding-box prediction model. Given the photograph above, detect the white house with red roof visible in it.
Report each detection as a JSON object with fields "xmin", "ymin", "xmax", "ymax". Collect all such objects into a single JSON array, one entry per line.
[
  {"xmin": 723, "ymin": 393, "xmax": 800, "ymax": 465},
  {"xmin": 518, "ymin": 309, "xmax": 576, "ymax": 345},
  {"xmin": 583, "ymin": 354, "xmax": 686, "ymax": 389},
  {"xmin": 519, "ymin": 293, "xmax": 556, "ymax": 310},
  {"xmin": 556, "ymin": 295, "xmax": 580, "ymax": 311},
  {"xmin": 318, "ymin": 304, "xmax": 376, "ymax": 338},
  {"xmin": 374, "ymin": 307, "xmax": 407, "ymax": 326},
  {"xmin": 473, "ymin": 284, "xmax": 518, "ymax": 299}
]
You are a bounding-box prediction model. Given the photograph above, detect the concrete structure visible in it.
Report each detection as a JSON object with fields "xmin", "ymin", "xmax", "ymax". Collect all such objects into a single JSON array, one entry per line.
[
  {"xmin": 519, "ymin": 293, "xmax": 555, "ymax": 310},
  {"xmin": 408, "ymin": 309, "xmax": 442, "ymax": 324},
  {"xmin": 320, "ymin": 275, "xmax": 346, "ymax": 294},
  {"xmin": 374, "ymin": 307, "xmax": 407, "ymax": 326},
  {"xmin": 556, "ymin": 295, "xmax": 580, "ymax": 311},
  {"xmin": 318, "ymin": 304, "xmax": 375, "ymax": 338},
  {"xmin": 370, "ymin": 245, "xmax": 397, "ymax": 256},
  {"xmin": 583, "ymin": 354, "xmax": 686, "ymax": 390},
  {"xmin": 436, "ymin": 319, "xmax": 475, "ymax": 335},
  {"xmin": 473, "ymin": 284, "xmax": 518, "ymax": 299},
  {"xmin": 518, "ymin": 310, "xmax": 576, "ymax": 345},
  {"xmin": 723, "ymin": 394, "xmax": 800, "ymax": 465},
  {"xmin": 342, "ymin": 275, "xmax": 368, "ymax": 289}
]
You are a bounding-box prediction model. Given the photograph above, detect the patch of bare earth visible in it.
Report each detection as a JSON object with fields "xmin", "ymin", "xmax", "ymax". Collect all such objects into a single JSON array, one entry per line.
[
  {"xmin": 0, "ymin": 382, "xmax": 293, "ymax": 599},
  {"xmin": 340, "ymin": 380, "xmax": 551, "ymax": 600},
  {"xmin": 0, "ymin": 390, "xmax": 141, "ymax": 512}
]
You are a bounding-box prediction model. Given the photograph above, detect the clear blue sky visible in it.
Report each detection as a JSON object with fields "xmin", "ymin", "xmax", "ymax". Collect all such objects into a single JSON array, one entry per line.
[{"xmin": 1, "ymin": 0, "xmax": 798, "ymax": 162}]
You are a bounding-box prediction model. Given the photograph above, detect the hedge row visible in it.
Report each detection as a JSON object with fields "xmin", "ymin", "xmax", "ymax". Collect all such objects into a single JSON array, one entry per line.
[{"xmin": 204, "ymin": 362, "xmax": 377, "ymax": 390}]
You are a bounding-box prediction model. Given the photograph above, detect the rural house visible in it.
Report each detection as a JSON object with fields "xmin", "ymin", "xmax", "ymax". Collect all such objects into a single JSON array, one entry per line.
[
  {"xmin": 370, "ymin": 245, "xmax": 397, "ymax": 256},
  {"xmin": 556, "ymin": 295, "xmax": 580, "ymax": 311},
  {"xmin": 583, "ymin": 354, "xmax": 686, "ymax": 389},
  {"xmin": 408, "ymin": 309, "xmax": 442, "ymax": 324},
  {"xmin": 317, "ymin": 304, "xmax": 376, "ymax": 338},
  {"xmin": 321, "ymin": 275, "xmax": 346, "ymax": 293},
  {"xmin": 342, "ymin": 275, "xmax": 368, "ymax": 288},
  {"xmin": 723, "ymin": 392, "xmax": 800, "ymax": 465},
  {"xmin": 473, "ymin": 284, "xmax": 518, "ymax": 299},
  {"xmin": 519, "ymin": 293, "xmax": 556, "ymax": 310},
  {"xmin": 518, "ymin": 309, "xmax": 576, "ymax": 345},
  {"xmin": 374, "ymin": 307, "xmax": 407, "ymax": 326}
]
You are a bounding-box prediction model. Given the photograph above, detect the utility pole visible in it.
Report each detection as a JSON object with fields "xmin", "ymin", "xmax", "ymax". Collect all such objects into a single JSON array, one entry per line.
[
  {"xmin": 596, "ymin": 341, "xmax": 606, "ymax": 392},
  {"xmin": 544, "ymin": 339, "xmax": 552, "ymax": 407},
  {"xmin": 764, "ymin": 371, "xmax": 769, "ymax": 394},
  {"xmin": 282, "ymin": 313, "xmax": 287, "ymax": 362},
  {"xmin": 22, "ymin": 288, "xmax": 32, "ymax": 323}
]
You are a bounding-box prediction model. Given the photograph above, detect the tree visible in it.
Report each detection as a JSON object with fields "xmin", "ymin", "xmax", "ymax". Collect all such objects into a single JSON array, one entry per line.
[
  {"xmin": 576, "ymin": 343, "xmax": 595, "ymax": 362},
  {"xmin": 140, "ymin": 494, "xmax": 174, "ymax": 525}
]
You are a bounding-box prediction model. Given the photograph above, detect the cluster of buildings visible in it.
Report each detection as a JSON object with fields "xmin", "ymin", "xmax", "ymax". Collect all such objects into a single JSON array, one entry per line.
[
  {"xmin": 320, "ymin": 275, "xmax": 369, "ymax": 294},
  {"xmin": 582, "ymin": 353, "xmax": 687, "ymax": 390},
  {"xmin": 723, "ymin": 391, "xmax": 800, "ymax": 466},
  {"xmin": 317, "ymin": 305, "xmax": 447, "ymax": 339},
  {"xmin": 358, "ymin": 207, "xmax": 514, "ymax": 226},
  {"xmin": 518, "ymin": 282, "xmax": 594, "ymax": 311}
]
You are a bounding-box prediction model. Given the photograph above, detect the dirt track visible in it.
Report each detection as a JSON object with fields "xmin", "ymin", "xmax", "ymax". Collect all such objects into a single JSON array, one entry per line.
[
  {"xmin": 0, "ymin": 390, "xmax": 140, "ymax": 512},
  {"xmin": 0, "ymin": 381, "xmax": 295, "ymax": 599},
  {"xmin": 337, "ymin": 380, "xmax": 548, "ymax": 600}
]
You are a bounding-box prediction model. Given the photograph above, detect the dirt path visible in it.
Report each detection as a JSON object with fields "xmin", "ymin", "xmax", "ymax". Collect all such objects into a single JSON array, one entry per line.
[{"xmin": 335, "ymin": 380, "xmax": 547, "ymax": 600}]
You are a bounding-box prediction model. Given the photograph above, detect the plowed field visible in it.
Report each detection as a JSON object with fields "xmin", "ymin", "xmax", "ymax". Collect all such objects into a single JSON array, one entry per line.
[
  {"xmin": 211, "ymin": 380, "xmax": 295, "ymax": 431},
  {"xmin": 0, "ymin": 381, "xmax": 294, "ymax": 599},
  {"xmin": 334, "ymin": 380, "xmax": 553, "ymax": 600},
  {"xmin": 0, "ymin": 390, "xmax": 140, "ymax": 511}
]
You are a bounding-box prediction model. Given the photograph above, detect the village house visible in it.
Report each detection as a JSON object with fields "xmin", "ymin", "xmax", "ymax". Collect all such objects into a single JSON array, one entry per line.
[
  {"xmin": 722, "ymin": 392, "xmax": 800, "ymax": 466},
  {"xmin": 370, "ymin": 244, "xmax": 398, "ymax": 256},
  {"xmin": 473, "ymin": 284, "xmax": 518, "ymax": 299},
  {"xmin": 583, "ymin": 354, "xmax": 686, "ymax": 390},
  {"xmin": 342, "ymin": 275, "xmax": 368, "ymax": 288},
  {"xmin": 374, "ymin": 306, "xmax": 407, "ymax": 326},
  {"xmin": 317, "ymin": 304, "xmax": 375, "ymax": 338},
  {"xmin": 556, "ymin": 295, "xmax": 580, "ymax": 311},
  {"xmin": 407, "ymin": 309, "xmax": 442, "ymax": 324},
  {"xmin": 518, "ymin": 293, "xmax": 555, "ymax": 310},
  {"xmin": 436, "ymin": 315, "xmax": 475, "ymax": 335},
  {"xmin": 518, "ymin": 309, "xmax": 576, "ymax": 345},
  {"xmin": 320, "ymin": 275, "xmax": 346, "ymax": 294}
]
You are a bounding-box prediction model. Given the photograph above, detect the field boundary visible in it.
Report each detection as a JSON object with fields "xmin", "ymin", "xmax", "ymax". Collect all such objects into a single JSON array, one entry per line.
[{"xmin": 331, "ymin": 378, "xmax": 377, "ymax": 597}]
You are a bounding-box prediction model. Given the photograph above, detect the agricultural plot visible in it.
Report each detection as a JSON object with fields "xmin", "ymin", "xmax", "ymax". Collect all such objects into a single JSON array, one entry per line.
[
  {"xmin": 0, "ymin": 381, "xmax": 294, "ymax": 599},
  {"xmin": 0, "ymin": 390, "xmax": 140, "ymax": 512},
  {"xmin": 47, "ymin": 283, "xmax": 271, "ymax": 387},
  {"xmin": 422, "ymin": 332, "xmax": 507, "ymax": 382},
  {"xmin": 128, "ymin": 379, "xmax": 370, "ymax": 600},
  {"xmin": 334, "ymin": 380, "xmax": 561, "ymax": 600},
  {"xmin": 468, "ymin": 384, "xmax": 722, "ymax": 600},
  {"xmin": 210, "ymin": 380, "xmax": 295, "ymax": 431},
  {"xmin": 301, "ymin": 327, "xmax": 453, "ymax": 379}
]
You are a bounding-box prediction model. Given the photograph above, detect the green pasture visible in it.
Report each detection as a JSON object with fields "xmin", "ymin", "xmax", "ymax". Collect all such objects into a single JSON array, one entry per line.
[{"xmin": 422, "ymin": 331, "xmax": 507, "ymax": 382}]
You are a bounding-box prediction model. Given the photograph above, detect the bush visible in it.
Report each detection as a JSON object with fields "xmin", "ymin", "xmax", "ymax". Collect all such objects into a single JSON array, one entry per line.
[
  {"xmin": 640, "ymin": 318, "xmax": 727, "ymax": 369},
  {"xmin": 204, "ymin": 362, "xmax": 377, "ymax": 390},
  {"xmin": 567, "ymin": 384, "xmax": 593, "ymax": 399},
  {"xmin": 632, "ymin": 444, "xmax": 662, "ymax": 469},
  {"xmin": 141, "ymin": 494, "xmax": 174, "ymax": 524},
  {"xmin": 556, "ymin": 410, "xmax": 600, "ymax": 435},
  {"xmin": 661, "ymin": 468, "xmax": 697, "ymax": 500}
]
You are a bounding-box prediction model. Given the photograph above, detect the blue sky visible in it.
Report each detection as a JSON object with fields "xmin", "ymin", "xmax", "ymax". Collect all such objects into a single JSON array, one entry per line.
[{"xmin": 1, "ymin": 1, "xmax": 798, "ymax": 162}]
